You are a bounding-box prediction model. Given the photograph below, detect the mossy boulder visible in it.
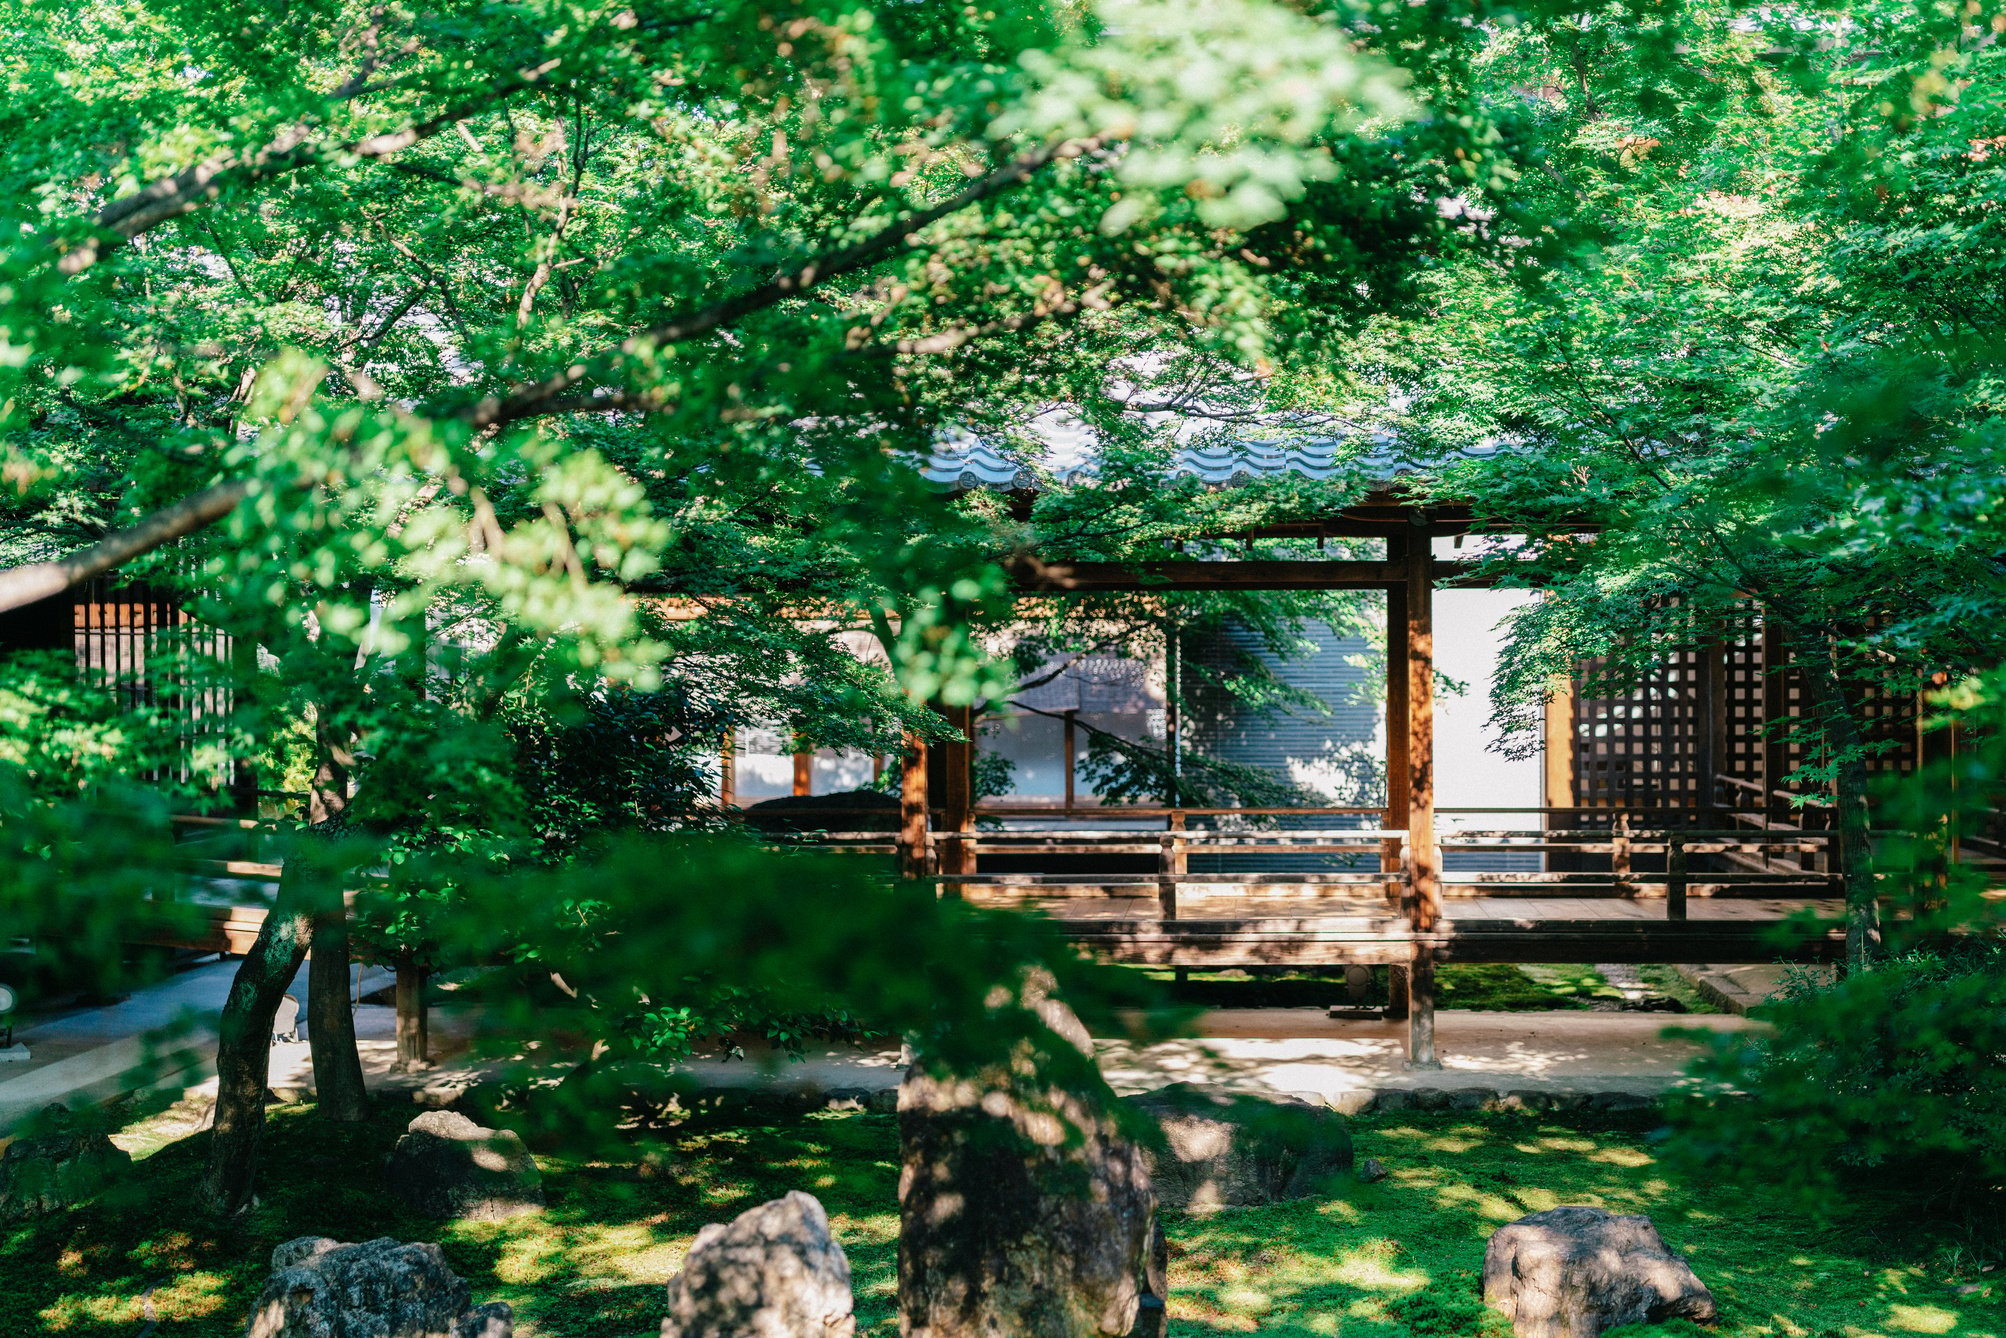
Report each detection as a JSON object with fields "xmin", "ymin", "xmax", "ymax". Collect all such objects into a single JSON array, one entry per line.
[{"xmin": 1124, "ymin": 1084, "xmax": 1353, "ymax": 1211}]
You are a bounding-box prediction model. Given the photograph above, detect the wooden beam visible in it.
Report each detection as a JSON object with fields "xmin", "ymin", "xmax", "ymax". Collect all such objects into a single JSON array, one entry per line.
[
  {"xmin": 1011, "ymin": 558, "xmax": 1400, "ymax": 591},
  {"xmin": 1405, "ymin": 531, "xmax": 1441, "ymax": 1068},
  {"xmin": 1006, "ymin": 557, "xmax": 1500, "ymax": 593}
]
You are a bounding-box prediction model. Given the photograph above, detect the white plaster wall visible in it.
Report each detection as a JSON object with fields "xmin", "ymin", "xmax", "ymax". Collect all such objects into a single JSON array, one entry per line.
[{"xmin": 1432, "ymin": 585, "xmax": 1541, "ymax": 834}]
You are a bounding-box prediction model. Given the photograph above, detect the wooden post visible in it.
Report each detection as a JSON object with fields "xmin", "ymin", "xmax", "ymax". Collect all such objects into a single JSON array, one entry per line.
[
  {"xmin": 1762, "ymin": 618, "xmax": 1790, "ymax": 829},
  {"xmin": 1610, "ymin": 810, "xmax": 1633, "ymax": 895},
  {"xmin": 1063, "ymin": 709, "xmax": 1078, "ymax": 813},
  {"xmin": 1158, "ymin": 812, "xmax": 1185, "ymax": 921},
  {"xmin": 1405, "ymin": 531, "xmax": 1440, "ymax": 1069},
  {"xmin": 792, "ymin": 749, "xmax": 812, "ymax": 797},
  {"xmin": 1667, "ymin": 832, "xmax": 1688, "ymax": 921},
  {"xmin": 941, "ymin": 704, "xmax": 976, "ymax": 877},
  {"xmin": 1543, "ymin": 673, "xmax": 1575, "ymax": 824},
  {"xmin": 899, "ymin": 731, "xmax": 931, "ymax": 880},
  {"xmin": 1383, "ymin": 548, "xmax": 1411, "ymax": 1019},
  {"xmin": 1384, "ymin": 540, "xmax": 1411, "ymax": 901},
  {"xmin": 719, "ymin": 731, "xmax": 736, "ymax": 808}
]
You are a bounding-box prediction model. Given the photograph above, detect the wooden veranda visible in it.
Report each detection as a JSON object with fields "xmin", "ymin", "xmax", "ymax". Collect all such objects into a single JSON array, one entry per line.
[{"xmin": 814, "ymin": 498, "xmax": 1860, "ymax": 1067}]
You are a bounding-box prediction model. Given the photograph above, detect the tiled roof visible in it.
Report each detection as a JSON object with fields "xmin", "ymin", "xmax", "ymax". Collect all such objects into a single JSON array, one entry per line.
[{"xmin": 919, "ymin": 431, "xmax": 1419, "ymax": 491}]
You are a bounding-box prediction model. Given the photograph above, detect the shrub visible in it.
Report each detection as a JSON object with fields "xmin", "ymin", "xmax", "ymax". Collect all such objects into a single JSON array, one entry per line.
[{"xmin": 1667, "ymin": 944, "xmax": 2006, "ymax": 1209}]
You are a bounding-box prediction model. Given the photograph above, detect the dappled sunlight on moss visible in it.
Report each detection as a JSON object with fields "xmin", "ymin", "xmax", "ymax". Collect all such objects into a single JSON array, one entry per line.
[{"xmin": 0, "ymin": 1105, "xmax": 1998, "ymax": 1338}]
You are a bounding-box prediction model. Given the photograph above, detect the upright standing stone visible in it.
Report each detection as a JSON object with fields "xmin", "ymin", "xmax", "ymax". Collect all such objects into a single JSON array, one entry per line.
[
  {"xmin": 385, "ymin": 1110, "xmax": 543, "ymax": 1221},
  {"xmin": 897, "ymin": 984, "xmax": 1158, "ymax": 1338},
  {"xmin": 1481, "ymin": 1205, "xmax": 1717, "ymax": 1338},
  {"xmin": 245, "ymin": 1236, "xmax": 513, "ymax": 1338},
  {"xmin": 659, "ymin": 1190, "xmax": 855, "ymax": 1338}
]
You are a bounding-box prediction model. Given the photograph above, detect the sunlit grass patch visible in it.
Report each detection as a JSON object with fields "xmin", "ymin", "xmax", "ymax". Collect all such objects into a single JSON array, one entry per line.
[{"xmin": 0, "ymin": 1105, "xmax": 1998, "ymax": 1337}]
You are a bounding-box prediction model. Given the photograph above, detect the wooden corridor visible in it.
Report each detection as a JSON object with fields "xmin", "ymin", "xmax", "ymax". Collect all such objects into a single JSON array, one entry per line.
[{"xmin": 843, "ymin": 503, "xmax": 1861, "ymax": 1067}]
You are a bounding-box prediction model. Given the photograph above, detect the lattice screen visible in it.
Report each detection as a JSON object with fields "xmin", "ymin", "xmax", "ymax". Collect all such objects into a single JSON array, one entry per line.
[
  {"xmin": 1570, "ymin": 648, "xmax": 1705, "ymax": 809},
  {"xmin": 74, "ymin": 580, "xmax": 236, "ymax": 787},
  {"xmin": 1578, "ymin": 609, "xmax": 1926, "ymax": 819},
  {"xmin": 1719, "ymin": 616, "xmax": 1765, "ymax": 804}
]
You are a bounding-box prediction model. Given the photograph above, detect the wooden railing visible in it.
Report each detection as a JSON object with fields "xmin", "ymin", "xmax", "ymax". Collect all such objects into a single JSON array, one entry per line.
[{"xmin": 761, "ymin": 806, "xmax": 1847, "ymax": 924}]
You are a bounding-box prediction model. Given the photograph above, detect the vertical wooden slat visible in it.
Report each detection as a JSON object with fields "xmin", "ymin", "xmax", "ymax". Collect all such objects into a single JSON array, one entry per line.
[
  {"xmin": 1165, "ymin": 624, "xmax": 1182, "ymax": 806},
  {"xmin": 1405, "ymin": 533, "xmax": 1440, "ymax": 1069},
  {"xmin": 1667, "ymin": 832, "xmax": 1688, "ymax": 920},
  {"xmin": 1699, "ymin": 640, "xmax": 1725, "ymax": 816},
  {"xmin": 719, "ymin": 731, "xmax": 736, "ymax": 808},
  {"xmin": 1762, "ymin": 618, "xmax": 1790, "ymax": 827}
]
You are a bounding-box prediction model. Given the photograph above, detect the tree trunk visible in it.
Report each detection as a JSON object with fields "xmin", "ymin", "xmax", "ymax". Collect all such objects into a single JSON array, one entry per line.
[
  {"xmin": 201, "ymin": 887, "xmax": 310, "ymax": 1214},
  {"xmin": 308, "ymin": 907, "xmax": 369, "ymax": 1119},
  {"xmin": 303, "ymin": 717, "xmax": 368, "ymax": 1119},
  {"xmin": 1787, "ymin": 629, "xmax": 1882, "ymax": 972},
  {"xmin": 394, "ymin": 960, "xmax": 430, "ymax": 1072}
]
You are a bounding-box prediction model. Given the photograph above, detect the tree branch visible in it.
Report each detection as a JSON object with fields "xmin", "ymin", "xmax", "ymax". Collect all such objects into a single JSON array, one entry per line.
[
  {"xmin": 467, "ymin": 133, "xmax": 1106, "ymax": 428},
  {"xmin": 0, "ymin": 479, "xmax": 250, "ymax": 613},
  {"xmin": 1, "ymin": 134, "xmax": 1107, "ymax": 613},
  {"xmin": 57, "ymin": 65, "xmax": 560, "ymax": 277}
]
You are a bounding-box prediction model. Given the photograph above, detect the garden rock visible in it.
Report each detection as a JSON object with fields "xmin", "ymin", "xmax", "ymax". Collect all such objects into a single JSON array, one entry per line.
[
  {"xmin": 245, "ymin": 1236, "xmax": 513, "ymax": 1338},
  {"xmin": 385, "ymin": 1110, "xmax": 543, "ymax": 1221},
  {"xmin": 898, "ymin": 981, "xmax": 1158, "ymax": 1338},
  {"xmin": 0, "ymin": 1119, "xmax": 131, "ymax": 1221},
  {"xmin": 1128, "ymin": 1217, "xmax": 1169, "ymax": 1338},
  {"xmin": 1481, "ymin": 1205, "xmax": 1717, "ymax": 1338},
  {"xmin": 1124, "ymin": 1084, "xmax": 1353, "ymax": 1211},
  {"xmin": 658, "ymin": 1190, "xmax": 854, "ymax": 1338}
]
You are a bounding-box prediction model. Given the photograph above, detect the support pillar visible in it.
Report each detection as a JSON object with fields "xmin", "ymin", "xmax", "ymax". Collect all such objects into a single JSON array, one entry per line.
[
  {"xmin": 940, "ymin": 705, "xmax": 976, "ymax": 877},
  {"xmin": 1404, "ymin": 531, "xmax": 1441, "ymax": 1069},
  {"xmin": 899, "ymin": 731, "xmax": 931, "ymax": 880},
  {"xmin": 1542, "ymin": 673, "xmax": 1574, "ymax": 823},
  {"xmin": 1382, "ymin": 546, "xmax": 1410, "ymax": 1021},
  {"xmin": 1383, "ymin": 540, "xmax": 1411, "ymax": 903},
  {"xmin": 1063, "ymin": 710, "xmax": 1078, "ymax": 813}
]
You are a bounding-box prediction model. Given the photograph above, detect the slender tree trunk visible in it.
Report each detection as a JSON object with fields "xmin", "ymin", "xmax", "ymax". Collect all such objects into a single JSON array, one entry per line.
[
  {"xmin": 308, "ymin": 907, "xmax": 369, "ymax": 1119},
  {"xmin": 304, "ymin": 718, "xmax": 369, "ymax": 1120},
  {"xmin": 394, "ymin": 959, "xmax": 430, "ymax": 1072},
  {"xmin": 202, "ymin": 885, "xmax": 310, "ymax": 1213},
  {"xmin": 1787, "ymin": 628, "xmax": 1882, "ymax": 972}
]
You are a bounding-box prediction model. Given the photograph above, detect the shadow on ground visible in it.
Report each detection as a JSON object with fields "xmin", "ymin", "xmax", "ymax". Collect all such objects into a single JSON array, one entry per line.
[{"xmin": 0, "ymin": 1103, "xmax": 1997, "ymax": 1337}]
